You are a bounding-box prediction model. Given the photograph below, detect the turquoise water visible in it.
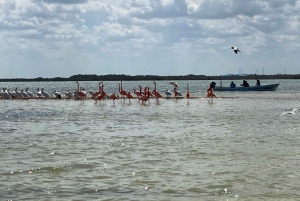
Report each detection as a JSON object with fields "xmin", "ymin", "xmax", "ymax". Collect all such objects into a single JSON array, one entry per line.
[{"xmin": 1, "ymin": 79, "xmax": 300, "ymax": 200}]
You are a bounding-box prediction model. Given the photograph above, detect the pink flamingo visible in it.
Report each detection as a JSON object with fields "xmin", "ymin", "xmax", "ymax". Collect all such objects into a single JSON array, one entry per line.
[
  {"xmin": 144, "ymin": 86, "xmax": 153, "ymax": 103},
  {"xmin": 139, "ymin": 87, "xmax": 150, "ymax": 104},
  {"xmin": 109, "ymin": 93, "xmax": 119, "ymax": 105},
  {"xmin": 95, "ymin": 81, "xmax": 107, "ymax": 105},
  {"xmin": 173, "ymin": 84, "xmax": 178, "ymax": 101},
  {"xmin": 186, "ymin": 84, "xmax": 190, "ymax": 103},
  {"xmin": 133, "ymin": 85, "xmax": 142, "ymax": 97},
  {"xmin": 147, "ymin": 87, "xmax": 153, "ymax": 98},
  {"xmin": 92, "ymin": 82, "xmax": 101, "ymax": 98},
  {"xmin": 119, "ymin": 80, "xmax": 127, "ymax": 102},
  {"xmin": 76, "ymin": 81, "xmax": 87, "ymax": 100},
  {"xmin": 186, "ymin": 84, "xmax": 190, "ymax": 98},
  {"xmin": 206, "ymin": 83, "xmax": 217, "ymax": 102},
  {"xmin": 94, "ymin": 85, "xmax": 103, "ymax": 104},
  {"xmin": 100, "ymin": 81, "xmax": 107, "ymax": 103},
  {"xmin": 126, "ymin": 92, "xmax": 134, "ymax": 104},
  {"xmin": 137, "ymin": 85, "xmax": 145, "ymax": 101},
  {"xmin": 152, "ymin": 81, "xmax": 163, "ymax": 103}
]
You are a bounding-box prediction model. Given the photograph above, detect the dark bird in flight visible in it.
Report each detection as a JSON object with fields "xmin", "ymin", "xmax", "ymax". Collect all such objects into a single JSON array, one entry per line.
[{"xmin": 230, "ymin": 46, "xmax": 241, "ymax": 54}]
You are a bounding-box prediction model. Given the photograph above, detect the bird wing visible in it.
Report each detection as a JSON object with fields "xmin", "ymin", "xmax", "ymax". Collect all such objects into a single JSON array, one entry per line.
[
  {"xmin": 169, "ymin": 81, "xmax": 178, "ymax": 86},
  {"xmin": 291, "ymin": 109, "xmax": 297, "ymax": 113}
]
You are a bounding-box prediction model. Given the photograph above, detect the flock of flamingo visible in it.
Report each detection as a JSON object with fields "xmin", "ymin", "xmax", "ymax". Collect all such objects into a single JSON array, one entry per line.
[{"xmin": 0, "ymin": 80, "xmax": 217, "ymax": 104}]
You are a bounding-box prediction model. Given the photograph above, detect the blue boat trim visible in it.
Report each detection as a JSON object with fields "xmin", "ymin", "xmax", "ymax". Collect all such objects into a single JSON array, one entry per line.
[{"xmin": 213, "ymin": 83, "xmax": 280, "ymax": 91}]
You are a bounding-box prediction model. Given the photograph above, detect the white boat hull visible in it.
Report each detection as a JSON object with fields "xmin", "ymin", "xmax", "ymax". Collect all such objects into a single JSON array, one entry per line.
[{"xmin": 213, "ymin": 83, "xmax": 279, "ymax": 91}]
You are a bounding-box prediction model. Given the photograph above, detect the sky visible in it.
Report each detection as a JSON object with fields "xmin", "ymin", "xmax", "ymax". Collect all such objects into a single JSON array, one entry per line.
[{"xmin": 0, "ymin": 0, "xmax": 299, "ymax": 78}]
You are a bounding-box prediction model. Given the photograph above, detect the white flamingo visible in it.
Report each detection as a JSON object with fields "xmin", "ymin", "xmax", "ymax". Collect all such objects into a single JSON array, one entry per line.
[
  {"xmin": 3, "ymin": 88, "xmax": 9, "ymax": 99},
  {"xmin": 21, "ymin": 89, "xmax": 29, "ymax": 98},
  {"xmin": 53, "ymin": 90, "xmax": 61, "ymax": 99},
  {"xmin": 65, "ymin": 90, "xmax": 73, "ymax": 99},
  {"xmin": 0, "ymin": 88, "xmax": 4, "ymax": 98},
  {"xmin": 41, "ymin": 88, "xmax": 50, "ymax": 98},
  {"xmin": 26, "ymin": 88, "xmax": 33, "ymax": 98},
  {"xmin": 80, "ymin": 87, "xmax": 87, "ymax": 98},
  {"xmin": 36, "ymin": 88, "xmax": 43, "ymax": 98},
  {"xmin": 7, "ymin": 89, "xmax": 15, "ymax": 99},
  {"xmin": 15, "ymin": 88, "xmax": 23, "ymax": 98},
  {"xmin": 73, "ymin": 89, "xmax": 79, "ymax": 99},
  {"xmin": 89, "ymin": 90, "xmax": 96, "ymax": 97},
  {"xmin": 164, "ymin": 90, "xmax": 172, "ymax": 98}
]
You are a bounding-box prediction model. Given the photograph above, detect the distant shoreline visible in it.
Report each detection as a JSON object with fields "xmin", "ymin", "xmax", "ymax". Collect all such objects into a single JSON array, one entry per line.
[{"xmin": 0, "ymin": 74, "xmax": 298, "ymax": 82}]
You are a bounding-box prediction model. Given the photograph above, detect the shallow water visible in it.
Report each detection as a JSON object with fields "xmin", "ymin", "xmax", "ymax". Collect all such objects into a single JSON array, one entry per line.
[{"xmin": 1, "ymin": 79, "xmax": 300, "ymax": 200}]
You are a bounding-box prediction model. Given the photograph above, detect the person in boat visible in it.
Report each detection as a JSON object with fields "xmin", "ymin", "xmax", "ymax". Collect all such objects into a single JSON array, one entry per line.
[
  {"xmin": 242, "ymin": 80, "xmax": 249, "ymax": 87},
  {"xmin": 256, "ymin": 79, "xmax": 260, "ymax": 86},
  {"xmin": 230, "ymin": 81, "xmax": 236, "ymax": 88},
  {"xmin": 245, "ymin": 81, "xmax": 249, "ymax": 87},
  {"xmin": 207, "ymin": 83, "xmax": 216, "ymax": 98}
]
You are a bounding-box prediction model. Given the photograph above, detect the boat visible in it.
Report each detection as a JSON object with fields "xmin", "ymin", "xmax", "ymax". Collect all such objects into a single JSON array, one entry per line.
[{"xmin": 212, "ymin": 83, "xmax": 280, "ymax": 91}]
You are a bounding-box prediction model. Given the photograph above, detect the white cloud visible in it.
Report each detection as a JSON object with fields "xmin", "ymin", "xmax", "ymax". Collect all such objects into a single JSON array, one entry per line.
[
  {"xmin": 0, "ymin": 0, "xmax": 299, "ymax": 78},
  {"xmin": 160, "ymin": 0, "xmax": 174, "ymax": 7}
]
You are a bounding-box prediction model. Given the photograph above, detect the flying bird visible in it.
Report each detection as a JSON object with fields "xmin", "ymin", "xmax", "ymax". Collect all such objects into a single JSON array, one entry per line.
[
  {"xmin": 230, "ymin": 46, "xmax": 241, "ymax": 54},
  {"xmin": 169, "ymin": 81, "xmax": 178, "ymax": 87},
  {"xmin": 280, "ymin": 109, "xmax": 297, "ymax": 116}
]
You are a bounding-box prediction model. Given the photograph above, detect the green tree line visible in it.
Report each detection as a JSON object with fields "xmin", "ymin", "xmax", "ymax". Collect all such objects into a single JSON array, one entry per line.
[{"xmin": 0, "ymin": 73, "xmax": 299, "ymax": 82}]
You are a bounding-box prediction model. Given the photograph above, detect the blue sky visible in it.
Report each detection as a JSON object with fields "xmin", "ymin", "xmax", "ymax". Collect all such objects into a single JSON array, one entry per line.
[{"xmin": 0, "ymin": 0, "xmax": 299, "ymax": 78}]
